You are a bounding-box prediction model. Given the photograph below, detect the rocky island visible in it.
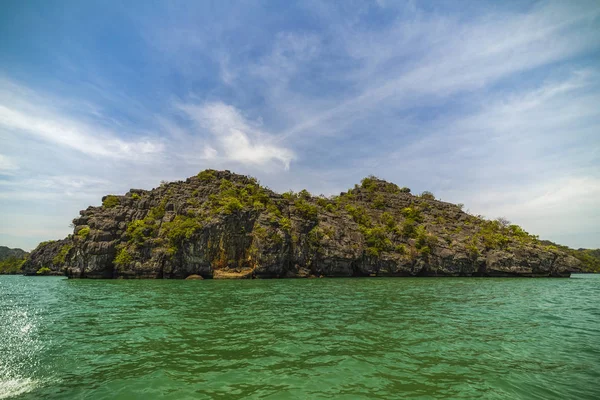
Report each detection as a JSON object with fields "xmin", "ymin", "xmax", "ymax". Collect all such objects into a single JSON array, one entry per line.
[{"xmin": 21, "ymin": 170, "xmax": 596, "ymax": 278}]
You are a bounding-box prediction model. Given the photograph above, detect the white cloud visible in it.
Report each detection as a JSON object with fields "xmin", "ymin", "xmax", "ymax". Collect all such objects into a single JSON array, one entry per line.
[
  {"xmin": 0, "ymin": 81, "xmax": 164, "ymax": 160},
  {"xmin": 179, "ymin": 102, "xmax": 295, "ymax": 169}
]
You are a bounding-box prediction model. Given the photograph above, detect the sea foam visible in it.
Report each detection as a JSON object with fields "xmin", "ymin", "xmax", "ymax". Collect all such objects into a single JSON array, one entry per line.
[{"xmin": 0, "ymin": 377, "xmax": 39, "ymax": 399}]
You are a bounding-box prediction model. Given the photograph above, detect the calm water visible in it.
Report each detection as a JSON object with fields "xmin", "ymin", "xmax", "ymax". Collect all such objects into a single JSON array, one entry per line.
[{"xmin": 1, "ymin": 275, "xmax": 599, "ymax": 399}]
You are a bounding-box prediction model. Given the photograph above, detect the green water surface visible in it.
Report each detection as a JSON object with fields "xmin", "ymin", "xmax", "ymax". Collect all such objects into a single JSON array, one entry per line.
[{"xmin": 1, "ymin": 275, "xmax": 599, "ymax": 399}]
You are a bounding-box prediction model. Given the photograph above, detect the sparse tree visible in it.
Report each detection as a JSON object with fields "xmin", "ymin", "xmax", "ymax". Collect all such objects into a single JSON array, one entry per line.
[
  {"xmin": 496, "ymin": 217, "xmax": 511, "ymax": 228},
  {"xmin": 420, "ymin": 191, "xmax": 435, "ymax": 200}
]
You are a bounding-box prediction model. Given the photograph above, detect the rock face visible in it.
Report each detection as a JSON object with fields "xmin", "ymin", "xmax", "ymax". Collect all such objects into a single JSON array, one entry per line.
[
  {"xmin": 20, "ymin": 240, "xmax": 68, "ymax": 275},
  {"xmin": 23, "ymin": 170, "xmax": 581, "ymax": 278}
]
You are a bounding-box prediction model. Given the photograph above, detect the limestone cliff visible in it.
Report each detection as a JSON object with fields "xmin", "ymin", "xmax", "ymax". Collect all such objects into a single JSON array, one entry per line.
[{"xmin": 22, "ymin": 170, "xmax": 582, "ymax": 278}]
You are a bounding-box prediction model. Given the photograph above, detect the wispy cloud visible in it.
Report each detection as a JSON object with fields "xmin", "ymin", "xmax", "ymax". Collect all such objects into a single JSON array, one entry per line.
[
  {"xmin": 178, "ymin": 102, "xmax": 295, "ymax": 169},
  {"xmin": 276, "ymin": 1, "xmax": 600, "ymax": 142},
  {"xmin": 0, "ymin": 81, "xmax": 164, "ymax": 160}
]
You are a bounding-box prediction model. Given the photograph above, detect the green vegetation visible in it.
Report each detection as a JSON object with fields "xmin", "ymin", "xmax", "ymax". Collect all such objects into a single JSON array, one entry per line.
[
  {"xmin": 114, "ymin": 248, "xmax": 133, "ymax": 266},
  {"xmin": 360, "ymin": 175, "xmax": 379, "ymax": 191},
  {"xmin": 102, "ymin": 195, "xmax": 120, "ymax": 208},
  {"xmin": 207, "ymin": 178, "xmax": 271, "ymax": 216},
  {"xmin": 125, "ymin": 198, "xmax": 170, "ymax": 247},
  {"xmin": 53, "ymin": 244, "xmax": 72, "ymax": 265},
  {"xmin": 222, "ymin": 197, "xmax": 243, "ymax": 214},
  {"xmin": 127, "ymin": 219, "xmax": 154, "ymax": 245},
  {"xmin": 308, "ymin": 226, "xmax": 324, "ymax": 251},
  {"xmin": 123, "ymin": 176, "xmax": 277, "ymax": 257},
  {"xmin": 340, "ymin": 189, "xmax": 440, "ymax": 258},
  {"xmin": 414, "ymin": 226, "xmax": 437, "ymax": 255},
  {"xmin": 571, "ymin": 249, "xmax": 600, "ymax": 272},
  {"xmin": 162, "ymin": 215, "xmax": 203, "ymax": 254},
  {"xmin": 465, "ymin": 236, "xmax": 480, "ymax": 259},
  {"xmin": 298, "ymin": 189, "xmax": 311, "ymax": 200},
  {"xmin": 395, "ymin": 244, "xmax": 407, "ymax": 255},
  {"xmin": 32, "ymin": 168, "xmax": 596, "ymax": 277},
  {"xmin": 345, "ymin": 205, "xmax": 371, "ymax": 227},
  {"xmin": 294, "ymin": 199, "xmax": 318, "ymax": 220},
  {"xmin": 332, "ymin": 191, "xmax": 355, "ymax": 207},
  {"xmin": 316, "ymin": 196, "xmax": 328, "ymax": 208},
  {"xmin": 147, "ymin": 199, "xmax": 167, "ymax": 220},
  {"xmin": 127, "ymin": 209, "xmax": 204, "ymax": 256},
  {"xmin": 360, "ymin": 175, "xmax": 402, "ymax": 194},
  {"xmin": 0, "ymin": 247, "xmax": 28, "ymax": 274},
  {"xmin": 539, "ymin": 244, "xmax": 600, "ymax": 272},
  {"xmin": 197, "ymin": 169, "xmax": 216, "ymax": 182},
  {"xmin": 36, "ymin": 267, "xmax": 51, "ymax": 275},
  {"xmin": 37, "ymin": 240, "xmax": 56, "ymax": 249},
  {"xmin": 252, "ymin": 225, "xmax": 268, "ymax": 241},
  {"xmin": 401, "ymin": 206, "xmax": 423, "ymax": 222},
  {"xmin": 362, "ymin": 226, "xmax": 392, "ymax": 257},
  {"xmin": 279, "ymin": 217, "xmax": 292, "ymax": 232},
  {"xmin": 420, "ymin": 191, "xmax": 435, "ymax": 200},
  {"xmin": 282, "ymin": 190, "xmax": 297, "ymax": 200},
  {"xmin": 270, "ymin": 231, "xmax": 284, "ymax": 245},
  {"xmin": 266, "ymin": 204, "xmax": 282, "ymax": 224},
  {"xmin": 0, "ymin": 257, "xmax": 26, "ymax": 274},
  {"xmin": 398, "ymin": 206, "xmax": 425, "ymax": 240},
  {"xmin": 373, "ymin": 194, "xmax": 386, "ymax": 209},
  {"xmin": 401, "ymin": 218, "xmax": 417, "ymax": 238},
  {"xmin": 462, "ymin": 218, "xmax": 543, "ymax": 254},
  {"xmin": 77, "ymin": 226, "xmax": 91, "ymax": 240},
  {"xmin": 381, "ymin": 212, "xmax": 395, "ymax": 229}
]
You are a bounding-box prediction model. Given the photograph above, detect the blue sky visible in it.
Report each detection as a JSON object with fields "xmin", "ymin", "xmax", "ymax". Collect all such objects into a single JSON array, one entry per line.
[{"xmin": 1, "ymin": 0, "xmax": 599, "ymax": 251}]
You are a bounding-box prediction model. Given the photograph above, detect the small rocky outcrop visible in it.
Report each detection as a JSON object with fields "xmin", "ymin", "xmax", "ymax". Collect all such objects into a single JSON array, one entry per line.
[
  {"xmin": 21, "ymin": 239, "xmax": 69, "ymax": 275},
  {"xmin": 22, "ymin": 170, "xmax": 583, "ymax": 278}
]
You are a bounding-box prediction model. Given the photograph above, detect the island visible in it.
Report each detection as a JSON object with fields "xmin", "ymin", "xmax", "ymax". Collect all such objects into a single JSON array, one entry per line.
[{"xmin": 21, "ymin": 170, "xmax": 599, "ymax": 278}]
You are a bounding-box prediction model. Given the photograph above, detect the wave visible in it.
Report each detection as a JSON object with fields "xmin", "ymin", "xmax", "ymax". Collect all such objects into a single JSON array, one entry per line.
[{"xmin": 0, "ymin": 378, "xmax": 40, "ymax": 399}]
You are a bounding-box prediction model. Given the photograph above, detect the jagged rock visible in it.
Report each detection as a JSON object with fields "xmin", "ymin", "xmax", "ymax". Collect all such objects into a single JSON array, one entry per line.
[
  {"xmin": 21, "ymin": 239, "xmax": 70, "ymax": 276},
  {"xmin": 22, "ymin": 170, "xmax": 582, "ymax": 278}
]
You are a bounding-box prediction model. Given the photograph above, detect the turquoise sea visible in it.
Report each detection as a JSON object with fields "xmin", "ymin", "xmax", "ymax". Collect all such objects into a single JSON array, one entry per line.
[{"xmin": 1, "ymin": 275, "xmax": 599, "ymax": 399}]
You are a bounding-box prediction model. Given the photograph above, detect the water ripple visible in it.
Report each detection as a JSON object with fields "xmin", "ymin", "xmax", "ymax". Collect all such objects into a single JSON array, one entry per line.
[{"xmin": 1, "ymin": 275, "xmax": 599, "ymax": 399}]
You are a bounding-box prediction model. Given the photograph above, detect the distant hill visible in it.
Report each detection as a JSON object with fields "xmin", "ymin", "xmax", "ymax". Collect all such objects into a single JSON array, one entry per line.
[
  {"xmin": 22, "ymin": 169, "xmax": 586, "ymax": 278},
  {"xmin": 573, "ymin": 248, "xmax": 600, "ymax": 272},
  {"xmin": 0, "ymin": 246, "xmax": 28, "ymax": 274},
  {"xmin": 538, "ymin": 241, "xmax": 600, "ymax": 273}
]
